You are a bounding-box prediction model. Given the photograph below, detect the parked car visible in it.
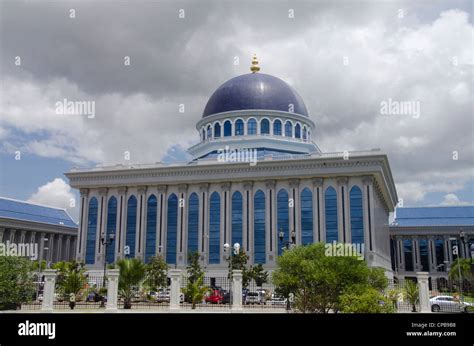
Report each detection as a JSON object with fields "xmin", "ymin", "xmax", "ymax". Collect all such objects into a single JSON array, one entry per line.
[
  {"xmin": 268, "ymin": 293, "xmax": 287, "ymax": 306},
  {"xmin": 156, "ymin": 289, "xmax": 170, "ymax": 303},
  {"xmin": 430, "ymin": 295, "xmax": 473, "ymax": 313},
  {"xmin": 205, "ymin": 289, "xmax": 224, "ymax": 304},
  {"xmin": 246, "ymin": 291, "xmax": 265, "ymax": 305}
]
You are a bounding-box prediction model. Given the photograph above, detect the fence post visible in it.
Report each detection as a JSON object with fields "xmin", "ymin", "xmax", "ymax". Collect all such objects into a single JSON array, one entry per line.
[
  {"xmin": 231, "ymin": 270, "xmax": 243, "ymax": 311},
  {"xmin": 417, "ymin": 272, "xmax": 431, "ymax": 313},
  {"xmin": 105, "ymin": 269, "xmax": 120, "ymax": 312},
  {"xmin": 41, "ymin": 269, "xmax": 57, "ymax": 312},
  {"xmin": 169, "ymin": 269, "xmax": 182, "ymax": 311}
]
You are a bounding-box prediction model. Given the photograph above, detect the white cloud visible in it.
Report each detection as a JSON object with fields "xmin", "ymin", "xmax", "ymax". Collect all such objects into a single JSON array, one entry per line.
[
  {"xmin": 27, "ymin": 178, "xmax": 77, "ymax": 219},
  {"xmin": 440, "ymin": 193, "xmax": 471, "ymax": 206}
]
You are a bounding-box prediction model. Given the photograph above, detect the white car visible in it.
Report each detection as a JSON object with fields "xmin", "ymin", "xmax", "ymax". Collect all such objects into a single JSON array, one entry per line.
[
  {"xmin": 430, "ymin": 295, "xmax": 473, "ymax": 313},
  {"xmin": 268, "ymin": 293, "xmax": 287, "ymax": 306}
]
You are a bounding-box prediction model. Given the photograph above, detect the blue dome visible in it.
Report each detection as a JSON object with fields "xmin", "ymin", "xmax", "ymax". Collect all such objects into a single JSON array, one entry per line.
[{"xmin": 203, "ymin": 73, "xmax": 308, "ymax": 117}]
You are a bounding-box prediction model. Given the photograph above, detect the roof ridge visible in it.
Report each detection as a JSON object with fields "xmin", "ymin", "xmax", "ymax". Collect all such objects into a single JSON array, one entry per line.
[{"xmin": 0, "ymin": 196, "xmax": 69, "ymax": 212}]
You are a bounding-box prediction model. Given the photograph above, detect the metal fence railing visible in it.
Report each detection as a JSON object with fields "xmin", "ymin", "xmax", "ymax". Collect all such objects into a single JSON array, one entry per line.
[
  {"xmin": 180, "ymin": 276, "xmax": 231, "ymax": 309},
  {"xmin": 429, "ymin": 278, "xmax": 474, "ymax": 313}
]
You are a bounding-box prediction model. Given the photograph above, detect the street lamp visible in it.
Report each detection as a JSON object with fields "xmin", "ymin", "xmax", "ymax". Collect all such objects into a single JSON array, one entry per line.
[
  {"xmin": 36, "ymin": 237, "xmax": 49, "ymax": 301},
  {"xmin": 278, "ymin": 228, "xmax": 296, "ymax": 252}
]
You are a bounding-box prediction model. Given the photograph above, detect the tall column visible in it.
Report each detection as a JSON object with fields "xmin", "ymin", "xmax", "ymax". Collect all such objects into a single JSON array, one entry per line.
[
  {"xmin": 417, "ymin": 272, "xmax": 431, "ymax": 313},
  {"xmin": 136, "ymin": 186, "xmax": 147, "ymax": 261},
  {"xmin": 312, "ymin": 178, "xmax": 323, "ymax": 243},
  {"xmin": 231, "ymin": 270, "xmax": 243, "ymax": 311},
  {"xmin": 106, "ymin": 269, "xmax": 120, "ymax": 312},
  {"xmin": 396, "ymin": 236, "xmax": 404, "ymax": 272},
  {"xmin": 47, "ymin": 233, "xmax": 54, "ymax": 263},
  {"xmin": 77, "ymin": 188, "xmax": 89, "ymax": 261},
  {"xmin": 169, "ymin": 269, "xmax": 182, "ymax": 311},
  {"xmin": 19, "ymin": 230, "xmax": 26, "ymax": 244},
  {"xmin": 199, "ymin": 184, "xmax": 209, "ymax": 265},
  {"xmin": 9, "ymin": 229, "xmax": 17, "ymax": 243},
  {"xmin": 96, "ymin": 188, "xmax": 108, "ymax": 265},
  {"xmin": 428, "ymin": 236, "xmax": 436, "ymax": 273},
  {"xmin": 219, "ymin": 182, "xmax": 230, "ymax": 264},
  {"xmin": 38, "ymin": 233, "xmax": 46, "ymax": 265},
  {"xmin": 65, "ymin": 236, "xmax": 71, "ymax": 261},
  {"xmin": 116, "ymin": 187, "xmax": 128, "ymax": 260},
  {"xmin": 362, "ymin": 176, "xmax": 375, "ymax": 253},
  {"xmin": 57, "ymin": 234, "xmax": 64, "ymax": 262},
  {"xmin": 243, "ymin": 181, "xmax": 253, "ymax": 259},
  {"xmin": 177, "ymin": 184, "xmax": 188, "ymax": 265},
  {"xmin": 289, "ymin": 179, "xmax": 300, "ymax": 245},
  {"xmin": 337, "ymin": 177, "xmax": 350, "ymax": 244},
  {"xmin": 412, "ymin": 237, "xmax": 421, "ymax": 272},
  {"xmin": 265, "ymin": 180, "xmax": 276, "ymax": 263},
  {"xmin": 244, "ymin": 181, "xmax": 254, "ymax": 263},
  {"xmin": 70, "ymin": 237, "xmax": 76, "ymax": 261}
]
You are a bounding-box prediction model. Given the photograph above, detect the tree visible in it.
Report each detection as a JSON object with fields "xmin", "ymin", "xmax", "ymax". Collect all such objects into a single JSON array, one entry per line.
[
  {"xmin": 117, "ymin": 258, "xmax": 146, "ymax": 309},
  {"xmin": 272, "ymin": 243, "xmax": 390, "ymax": 313},
  {"xmin": 52, "ymin": 261, "xmax": 87, "ymax": 300},
  {"xmin": 250, "ymin": 264, "xmax": 269, "ymax": 287},
  {"xmin": 225, "ymin": 250, "xmax": 252, "ymax": 288},
  {"xmin": 182, "ymin": 252, "xmax": 209, "ymax": 309},
  {"xmin": 449, "ymin": 258, "xmax": 472, "ymax": 283},
  {"xmin": 404, "ymin": 280, "xmax": 419, "ymax": 312},
  {"xmin": 144, "ymin": 255, "xmax": 168, "ymax": 292},
  {"xmin": 187, "ymin": 252, "xmax": 204, "ymax": 284},
  {"xmin": 32, "ymin": 260, "xmax": 47, "ymax": 271},
  {"xmin": 0, "ymin": 256, "xmax": 35, "ymax": 310},
  {"xmin": 340, "ymin": 288, "xmax": 394, "ymax": 313}
]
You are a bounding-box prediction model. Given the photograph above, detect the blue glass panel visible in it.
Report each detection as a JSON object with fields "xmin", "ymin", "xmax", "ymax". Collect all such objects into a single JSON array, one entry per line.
[
  {"xmin": 301, "ymin": 188, "xmax": 313, "ymax": 245},
  {"xmin": 285, "ymin": 121, "xmax": 292, "ymax": 137},
  {"xmin": 106, "ymin": 197, "xmax": 117, "ymax": 264},
  {"xmin": 247, "ymin": 119, "xmax": 257, "ymax": 135},
  {"xmin": 261, "ymin": 119, "xmax": 270, "ymax": 134},
  {"xmin": 85, "ymin": 197, "xmax": 98, "ymax": 265},
  {"xmin": 224, "ymin": 121, "xmax": 232, "ymax": 137},
  {"xmin": 187, "ymin": 193, "xmax": 199, "ymax": 256},
  {"xmin": 435, "ymin": 238, "xmax": 444, "ymax": 268},
  {"xmin": 350, "ymin": 186, "xmax": 364, "ymax": 245},
  {"xmin": 273, "ymin": 120, "xmax": 282, "ymax": 136},
  {"xmin": 166, "ymin": 194, "xmax": 178, "ymax": 264},
  {"xmin": 214, "ymin": 123, "xmax": 221, "ymax": 138},
  {"xmin": 254, "ymin": 190, "xmax": 266, "ymax": 264},
  {"xmin": 209, "ymin": 192, "xmax": 220, "ymax": 264},
  {"xmin": 231, "ymin": 191, "xmax": 243, "ymax": 247},
  {"xmin": 404, "ymin": 239, "xmax": 413, "ymax": 271},
  {"xmin": 419, "ymin": 239, "xmax": 429, "ymax": 271},
  {"xmin": 235, "ymin": 120, "xmax": 244, "ymax": 136},
  {"xmin": 145, "ymin": 195, "xmax": 157, "ymax": 263},
  {"xmin": 126, "ymin": 196, "xmax": 137, "ymax": 258},
  {"xmin": 325, "ymin": 187, "xmax": 338, "ymax": 243},
  {"xmin": 277, "ymin": 189, "xmax": 289, "ymax": 256}
]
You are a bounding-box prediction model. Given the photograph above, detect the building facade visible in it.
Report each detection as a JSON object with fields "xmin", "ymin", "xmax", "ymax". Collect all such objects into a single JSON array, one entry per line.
[
  {"xmin": 66, "ymin": 56, "xmax": 398, "ymax": 275},
  {"xmin": 390, "ymin": 206, "xmax": 474, "ymax": 282},
  {"xmin": 0, "ymin": 197, "xmax": 78, "ymax": 263}
]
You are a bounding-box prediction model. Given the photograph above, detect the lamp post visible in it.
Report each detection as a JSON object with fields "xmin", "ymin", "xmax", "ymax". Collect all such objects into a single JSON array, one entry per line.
[
  {"xmin": 450, "ymin": 235, "xmax": 463, "ymax": 302},
  {"xmin": 101, "ymin": 233, "xmax": 115, "ymax": 288},
  {"xmin": 278, "ymin": 229, "xmax": 296, "ymax": 311},
  {"xmin": 224, "ymin": 242, "xmax": 240, "ymax": 307},
  {"xmin": 36, "ymin": 237, "xmax": 49, "ymax": 301}
]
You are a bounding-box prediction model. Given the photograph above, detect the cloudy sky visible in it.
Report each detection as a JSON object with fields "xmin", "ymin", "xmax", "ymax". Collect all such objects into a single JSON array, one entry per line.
[{"xmin": 0, "ymin": 0, "xmax": 473, "ymax": 220}]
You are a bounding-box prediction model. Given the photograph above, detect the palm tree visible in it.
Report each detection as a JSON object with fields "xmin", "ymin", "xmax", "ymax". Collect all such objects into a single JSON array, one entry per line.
[
  {"xmin": 183, "ymin": 275, "xmax": 209, "ymax": 309},
  {"xmin": 449, "ymin": 258, "xmax": 472, "ymax": 284},
  {"xmin": 404, "ymin": 280, "xmax": 419, "ymax": 312},
  {"xmin": 117, "ymin": 258, "xmax": 146, "ymax": 309}
]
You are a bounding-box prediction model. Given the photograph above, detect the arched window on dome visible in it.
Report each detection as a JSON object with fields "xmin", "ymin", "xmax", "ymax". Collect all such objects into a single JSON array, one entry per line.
[
  {"xmin": 261, "ymin": 119, "xmax": 270, "ymax": 135},
  {"xmin": 224, "ymin": 120, "xmax": 232, "ymax": 137},
  {"xmin": 273, "ymin": 120, "xmax": 282, "ymax": 136},
  {"xmin": 285, "ymin": 121, "xmax": 293, "ymax": 137},
  {"xmin": 202, "ymin": 128, "xmax": 205, "ymax": 141},
  {"xmin": 303, "ymin": 126, "xmax": 307, "ymax": 141},
  {"xmin": 214, "ymin": 123, "xmax": 221, "ymax": 138},
  {"xmin": 247, "ymin": 118, "xmax": 257, "ymax": 135},
  {"xmin": 295, "ymin": 123, "xmax": 301, "ymax": 138},
  {"xmin": 235, "ymin": 119, "xmax": 244, "ymax": 136},
  {"xmin": 207, "ymin": 125, "xmax": 212, "ymax": 139}
]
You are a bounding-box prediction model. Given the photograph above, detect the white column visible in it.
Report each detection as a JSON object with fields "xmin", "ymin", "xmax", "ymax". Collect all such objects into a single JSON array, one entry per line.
[
  {"xmin": 362, "ymin": 176, "xmax": 375, "ymax": 253},
  {"xmin": 312, "ymin": 178, "xmax": 323, "ymax": 243},
  {"xmin": 116, "ymin": 187, "xmax": 128, "ymax": 260},
  {"xmin": 65, "ymin": 236, "xmax": 71, "ymax": 261},
  {"xmin": 247, "ymin": 182, "xmax": 255, "ymax": 264},
  {"xmin": 41, "ymin": 269, "xmax": 57, "ymax": 312},
  {"xmin": 47, "ymin": 234, "xmax": 54, "ymax": 263},
  {"xmin": 136, "ymin": 186, "xmax": 147, "ymax": 261},
  {"xmin": 265, "ymin": 180, "xmax": 276, "ymax": 263},
  {"xmin": 78, "ymin": 188, "xmax": 89, "ymax": 262},
  {"xmin": 169, "ymin": 269, "xmax": 182, "ymax": 310},
  {"xmin": 417, "ymin": 272, "xmax": 431, "ymax": 313},
  {"xmin": 106, "ymin": 269, "xmax": 120, "ymax": 312},
  {"xmin": 428, "ymin": 237, "xmax": 436, "ymax": 272},
  {"xmin": 19, "ymin": 230, "xmax": 26, "ymax": 244},
  {"xmin": 177, "ymin": 184, "xmax": 188, "ymax": 265},
  {"xmin": 199, "ymin": 184, "xmax": 209, "ymax": 265},
  {"xmin": 231, "ymin": 269, "xmax": 243, "ymax": 311},
  {"xmin": 289, "ymin": 179, "xmax": 300, "ymax": 245},
  {"xmin": 97, "ymin": 188, "xmax": 108, "ymax": 265},
  {"xmin": 9, "ymin": 229, "xmax": 17, "ymax": 243},
  {"xmin": 57, "ymin": 234, "xmax": 63, "ymax": 262},
  {"xmin": 337, "ymin": 177, "xmax": 349, "ymax": 243},
  {"xmin": 158, "ymin": 186, "xmax": 168, "ymax": 259},
  {"xmin": 396, "ymin": 236, "xmax": 404, "ymax": 272}
]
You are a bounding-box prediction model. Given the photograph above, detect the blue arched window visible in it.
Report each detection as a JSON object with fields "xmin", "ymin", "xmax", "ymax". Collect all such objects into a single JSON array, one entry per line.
[
  {"xmin": 325, "ymin": 187, "xmax": 338, "ymax": 243},
  {"xmin": 231, "ymin": 191, "xmax": 243, "ymax": 247},
  {"xmin": 254, "ymin": 190, "xmax": 266, "ymax": 264},
  {"xmin": 435, "ymin": 238, "xmax": 444, "ymax": 268},
  {"xmin": 295, "ymin": 123, "xmax": 301, "ymax": 138},
  {"xmin": 261, "ymin": 119, "xmax": 270, "ymax": 135},
  {"xmin": 404, "ymin": 239, "xmax": 413, "ymax": 271},
  {"xmin": 419, "ymin": 239, "xmax": 429, "ymax": 271},
  {"xmin": 126, "ymin": 196, "xmax": 137, "ymax": 258},
  {"xmin": 247, "ymin": 118, "xmax": 257, "ymax": 135},
  {"xmin": 301, "ymin": 188, "xmax": 313, "ymax": 245},
  {"xmin": 166, "ymin": 194, "xmax": 178, "ymax": 264},
  {"xmin": 224, "ymin": 120, "xmax": 232, "ymax": 137},
  {"xmin": 350, "ymin": 186, "xmax": 364, "ymax": 245},
  {"xmin": 207, "ymin": 125, "xmax": 212, "ymax": 139},
  {"xmin": 85, "ymin": 197, "xmax": 98, "ymax": 264},
  {"xmin": 235, "ymin": 120, "xmax": 244, "ymax": 136},
  {"xmin": 285, "ymin": 121, "xmax": 293, "ymax": 137},
  {"xmin": 303, "ymin": 127, "xmax": 307, "ymax": 140},
  {"xmin": 214, "ymin": 123, "xmax": 221, "ymax": 138},
  {"xmin": 273, "ymin": 120, "xmax": 282, "ymax": 136},
  {"xmin": 145, "ymin": 195, "xmax": 157, "ymax": 263},
  {"xmin": 209, "ymin": 192, "xmax": 221, "ymax": 264},
  {"xmin": 277, "ymin": 189, "xmax": 289, "ymax": 256},
  {"xmin": 188, "ymin": 193, "xmax": 199, "ymax": 256},
  {"xmin": 106, "ymin": 197, "xmax": 117, "ymax": 264}
]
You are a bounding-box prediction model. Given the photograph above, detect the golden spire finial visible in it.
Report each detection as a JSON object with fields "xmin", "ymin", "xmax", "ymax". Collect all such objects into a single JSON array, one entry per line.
[{"xmin": 250, "ymin": 54, "xmax": 260, "ymax": 73}]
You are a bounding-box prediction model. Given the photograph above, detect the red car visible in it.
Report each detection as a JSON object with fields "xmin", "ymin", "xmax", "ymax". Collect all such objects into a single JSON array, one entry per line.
[{"xmin": 205, "ymin": 289, "xmax": 223, "ymax": 304}]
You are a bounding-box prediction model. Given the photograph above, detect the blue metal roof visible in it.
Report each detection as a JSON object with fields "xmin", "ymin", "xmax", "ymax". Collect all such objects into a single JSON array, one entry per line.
[
  {"xmin": 203, "ymin": 73, "xmax": 309, "ymax": 117},
  {"xmin": 394, "ymin": 206, "xmax": 474, "ymax": 227},
  {"xmin": 0, "ymin": 197, "xmax": 77, "ymax": 228}
]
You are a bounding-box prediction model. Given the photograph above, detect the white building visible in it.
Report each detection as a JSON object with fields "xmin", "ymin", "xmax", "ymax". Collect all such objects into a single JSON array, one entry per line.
[{"xmin": 65, "ymin": 56, "xmax": 398, "ymax": 276}]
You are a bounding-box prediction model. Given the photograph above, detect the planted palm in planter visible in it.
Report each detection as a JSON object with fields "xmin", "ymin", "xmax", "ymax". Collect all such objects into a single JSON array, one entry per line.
[
  {"xmin": 404, "ymin": 280, "xmax": 419, "ymax": 312},
  {"xmin": 117, "ymin": 258, "xmax": 145, "ymax": 309}
]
